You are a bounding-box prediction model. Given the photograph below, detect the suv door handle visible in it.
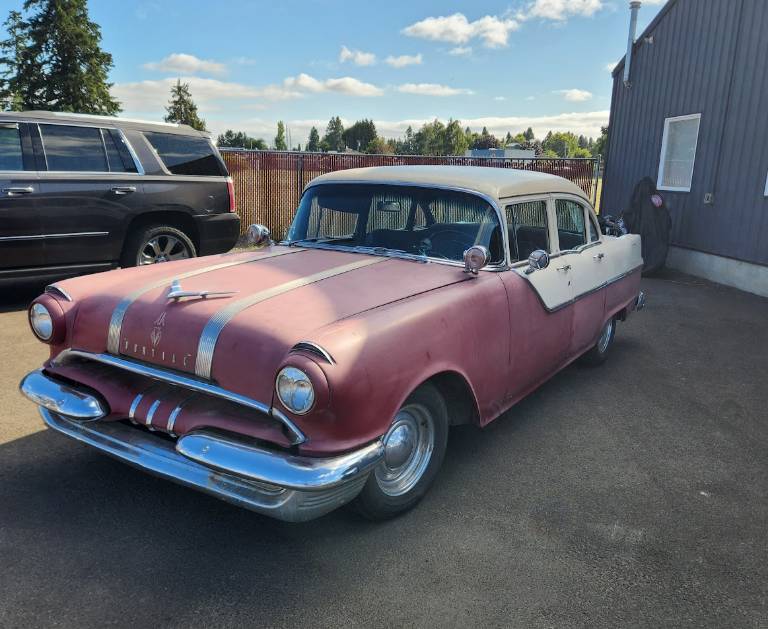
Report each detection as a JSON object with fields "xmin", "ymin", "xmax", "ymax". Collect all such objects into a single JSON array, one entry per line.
[
  {"xmin": 3, "ymin": 186, "xmax": 34, "ymax": 196},
  {"xmin": 111, "ymin": 186, "xmax": 136, "ymax": 195},
  {"xmin": 556, "ymin": 264, "xmax": 572, "ymax": 272},
  {"xmin": 593, "ymin": 252, "xmax": 605, "ymax": 260}
]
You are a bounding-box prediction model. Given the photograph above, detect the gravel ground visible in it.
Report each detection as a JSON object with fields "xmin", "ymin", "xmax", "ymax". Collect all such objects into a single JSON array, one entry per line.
[{"xmin": 0, "ymin": 270, "xmax": 766, "ymax": 628}]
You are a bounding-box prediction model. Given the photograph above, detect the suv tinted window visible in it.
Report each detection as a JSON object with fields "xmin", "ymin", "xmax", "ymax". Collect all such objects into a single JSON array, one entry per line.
[
  {"xmin": 143, "ymin": 132, "xmax": 226, "ymax": 176},
  {"xmin": 0, "ymin": 124, "xmax": 24, "ymax": 171},
  {"xmin": 103, "ymin": 129, "xmax": 138, "ymax": 173},
  {"xmin": 40, "ymin": 124, "xmax": 108, "ymax": 172}
]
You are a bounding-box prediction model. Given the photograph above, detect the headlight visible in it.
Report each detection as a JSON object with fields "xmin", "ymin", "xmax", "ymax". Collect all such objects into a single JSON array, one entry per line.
[
  {"xmin": 29, "ymin": 303, "xmax": 53, "ymax": 341},
  {"xmin": 276, "ymin": 367, "xmax": 315, "ymax": 415}
]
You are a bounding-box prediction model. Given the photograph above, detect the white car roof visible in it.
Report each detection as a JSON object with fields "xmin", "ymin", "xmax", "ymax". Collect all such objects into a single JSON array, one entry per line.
[{"xmin": 310, "ymin": 165, "xmax": 590, "ymax": 203}]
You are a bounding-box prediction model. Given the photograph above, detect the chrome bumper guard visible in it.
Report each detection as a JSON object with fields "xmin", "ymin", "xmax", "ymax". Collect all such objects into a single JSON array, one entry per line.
[{"xmin": 20, "ymin": 370, "xmax": 383, "ymax": 522}]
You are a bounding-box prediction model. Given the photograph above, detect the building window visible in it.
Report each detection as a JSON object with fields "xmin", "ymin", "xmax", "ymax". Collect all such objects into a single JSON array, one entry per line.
[{"xmin": 657, "ymin": 113, "xmax": 701, "ymax": 192}]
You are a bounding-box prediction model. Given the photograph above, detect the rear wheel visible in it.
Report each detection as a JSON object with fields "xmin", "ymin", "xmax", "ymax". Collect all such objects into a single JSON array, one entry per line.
[
  {"xmin": 121, "ymin": 225, "xmax": 196, "ymax": 267},
  {"xmin": 352, "ymin": 383, "xmax": 449, "ymax": 520},
  {"xmin": 580, "ymin": 317, "xmax": 616, "ymax": 366}
]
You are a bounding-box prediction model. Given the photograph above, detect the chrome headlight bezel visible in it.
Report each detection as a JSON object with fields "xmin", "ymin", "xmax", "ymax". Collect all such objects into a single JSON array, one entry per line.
[
  {"xmin": 275, "ymin": 366, "xmax": 315, "ymax": 415},
  {"xmin": 29, "ymin": 303, "xmax": 54, "ymax": 341}
]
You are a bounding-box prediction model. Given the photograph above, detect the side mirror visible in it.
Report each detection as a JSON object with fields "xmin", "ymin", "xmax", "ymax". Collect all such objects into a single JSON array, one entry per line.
[
  {"xmin": 463, "ymin": 245, "xmax": 490, "ymax": 275},
  {"xmin": 525, "ymin": 249, "xmax": 549, "ymax": 274},
  {"xmin": 246, "ymin": 224, "xmax": 272, "ymax": 247}
]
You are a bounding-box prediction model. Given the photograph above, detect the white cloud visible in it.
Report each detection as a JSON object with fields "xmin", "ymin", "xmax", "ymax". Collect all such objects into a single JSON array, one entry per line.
[
  {"xmin": 555, "ymin": 88, "xmax": 593, "ymax": 102},
  {"xmin": 284, "ymin": 73, "xmax": 383, "ymax": 96},
  {"xmin": 402, "ymin": 13, "xmax": 520, "ymax": 48},
  {"xmin": 494, "ymin": 96, "xmax": 506, "ymax": 101},
  {"xmin": 385, "ymin": 53, "xmax": 423, "ymax": 68},
  {"xmin": 448, "ymin": 46, "xmax": 473, "ymax": 56},
  {"xmin": 339, "ymin": 45, "xmax": 376, "ymax": 66},
  {"xmin": 525, "ymin": 96, "xmax": 536, "ymax": 101},
  {"xmin": 143, "ymin": 53, "xmax": 227, "ymax": 76},
  {"xmin": 519, "ymin": 0, "xmax": 604, "ymax": 21},
  {"xmin": 397, "ymin": 83, "xmax": 474, "ymax": 96}
]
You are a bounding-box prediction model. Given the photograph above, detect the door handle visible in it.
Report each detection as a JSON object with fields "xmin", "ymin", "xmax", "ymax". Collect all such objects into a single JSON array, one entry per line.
[
  {"xmin": 111, "ymin": 186, "xmax": 136, "ymax": 195},
  {"xmin": 593, "ymin": 252, "xmax": 605, "ymax": 260},
  {"xmin": 3, "ymin": 186, "xmax": 34, "ymax": 195},
  {"xmin": 556, "ymin": 264, "xmax": 571, "ymax": 272}
]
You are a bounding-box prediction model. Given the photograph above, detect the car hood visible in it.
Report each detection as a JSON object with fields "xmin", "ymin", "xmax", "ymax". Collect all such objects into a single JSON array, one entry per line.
[{"xmin": 64, "ymin": 246, "xmax": 468, "ymax": 403}]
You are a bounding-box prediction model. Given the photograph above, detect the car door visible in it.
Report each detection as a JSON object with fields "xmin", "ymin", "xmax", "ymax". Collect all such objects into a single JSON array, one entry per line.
[
  {"xmin": 498, "ymin": 197, "xmax": 574, "ymax": 401},
  {"xmin": 552, "ymin": 197, "xmax": 607, "ymax": 355},
  {"xmin": 0, "ymin": 121, "xmax": 44, "ymax": 271},
  {"xmin": 34, "ymin": 122, "xmax": 142, "ymax": 266}
]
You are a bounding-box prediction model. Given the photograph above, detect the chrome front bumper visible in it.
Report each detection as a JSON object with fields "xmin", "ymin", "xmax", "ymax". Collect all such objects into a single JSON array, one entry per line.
[{"xmin": 20, "ymin": 370, "xmax": 383, "ymax": 522}]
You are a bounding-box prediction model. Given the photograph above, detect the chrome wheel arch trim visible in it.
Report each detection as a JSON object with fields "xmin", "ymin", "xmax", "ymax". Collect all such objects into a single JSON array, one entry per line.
[
  {"xmin": 53, "ymin": 349, "xmax": 308, "ymax": 445},
  {"xmin": 106, "ymin": 248, "xmax": 302, "ymax": 354}
]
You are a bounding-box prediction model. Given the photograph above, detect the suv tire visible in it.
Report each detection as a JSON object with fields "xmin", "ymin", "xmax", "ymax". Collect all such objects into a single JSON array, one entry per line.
[{"xmin": 121, "ymin": 225, "xmax": 197, "ymax": 267}]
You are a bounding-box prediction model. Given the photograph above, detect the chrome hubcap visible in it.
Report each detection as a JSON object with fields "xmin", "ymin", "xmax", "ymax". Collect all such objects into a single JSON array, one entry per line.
[
  {"xmin": 139, "ymin": 235, "xmax": 190, "ymax": 265},
  {"xmin": 598, "ymin": 318, "xmax": 614, "ymax": 353},
  {"xmin": 375, "ymin": 404, "xmax": 435, "ymax": 497}
]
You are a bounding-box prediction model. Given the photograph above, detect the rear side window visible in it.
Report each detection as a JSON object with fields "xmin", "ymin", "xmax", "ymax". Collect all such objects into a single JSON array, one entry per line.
[
  {"xmin": 40, "ymin": 124, "xmax": 108, "ymax": 172},
  {"xmin": 0, "ymin": 124, "xmax": 24, "ymax": 170},
  {"xmin": 103, "ymin": 129, "xmax": 138, "ymax": 173},
  {"xmin": 143, "ymin": 132, "xmax": 226, "ymax": 176}
]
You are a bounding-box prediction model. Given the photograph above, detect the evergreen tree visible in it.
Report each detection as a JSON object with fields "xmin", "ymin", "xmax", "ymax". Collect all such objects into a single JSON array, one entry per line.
[
  {"xmin": 342, "ymin": 119, "xmax": 377, "ymax": 152},
  {"xmin": 216, "ymin": 129, "xmax": 266, "ymax": 149},
  {"xmin": 321, "ymin": 116, "xmax": 345, "ymax": 152},
  {"xmin": 306, "ymin": 126, "xmax": 320, "ymax": 151},
  {"xmin": 0, "ymin": 0, "xmax": 119, "ymax": 113},
  {"xmin": 274, "ymin": 120, "xmax": 287, "ymax": 150},
  {"xmin": 165, "ymin": 80, "xmax": 206, "ymax": 130},
  {"xmin": 523, "ymin": 127, "xmax": 535, "ymax": 141}
]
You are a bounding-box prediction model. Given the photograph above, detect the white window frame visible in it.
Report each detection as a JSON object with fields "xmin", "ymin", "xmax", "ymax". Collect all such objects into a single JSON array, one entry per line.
[
  {"xmin": 657, "ymin": 113, "xmax": 701, "ymax": 193},
  {"xmin": 764, "ymin": 170, "xmax": 768, "ymax": 197}
]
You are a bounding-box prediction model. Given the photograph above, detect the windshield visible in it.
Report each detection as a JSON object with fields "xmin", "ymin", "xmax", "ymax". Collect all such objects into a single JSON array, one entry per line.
[{"xmin": 286, "ymin": 184, "xmax": 505, "ymax": 264}]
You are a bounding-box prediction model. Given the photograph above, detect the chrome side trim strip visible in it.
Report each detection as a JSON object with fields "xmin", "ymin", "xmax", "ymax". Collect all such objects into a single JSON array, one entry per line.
[
  {"xmin": 45, "ymin": 284, "xmax": 73, "ymax": 302},
  {"xmin": 0, "ymin": 231, "xmax": 108, "ymax": 242},
  {"xmin": 194, "ymin": 258, "xmax": 383, "ymax": 379},
  {"xmin": 54, "ymin": 349, "xmax": 307, "ymax": 445},
  {"xmin": 106, "ymin": 248, "xmax": 301, "ymax": 354}
]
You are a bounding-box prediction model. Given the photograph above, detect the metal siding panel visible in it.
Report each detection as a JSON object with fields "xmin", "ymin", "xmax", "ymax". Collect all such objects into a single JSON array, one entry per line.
[{"xmin": 603, "ymin": 0, "xmax": 768, "ymax": 264}]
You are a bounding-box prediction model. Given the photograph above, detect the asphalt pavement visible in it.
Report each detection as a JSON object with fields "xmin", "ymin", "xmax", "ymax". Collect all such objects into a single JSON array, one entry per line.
[{"xmin": 0, "ymin": 271, "xmax": 766, "ymax": 628}]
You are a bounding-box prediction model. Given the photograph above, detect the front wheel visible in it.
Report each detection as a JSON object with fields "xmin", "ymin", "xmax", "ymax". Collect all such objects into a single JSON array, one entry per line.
[
  {"xmin": 352, "ymin": 383, "xmax": 449, "ymax": 520},
  {"xmin": 121, "ymin": 225, "xmax": 196, "ymax": 267},
  {"xmin": 580, "ymin": 317, "xmax": 616, "ymax": 366}
]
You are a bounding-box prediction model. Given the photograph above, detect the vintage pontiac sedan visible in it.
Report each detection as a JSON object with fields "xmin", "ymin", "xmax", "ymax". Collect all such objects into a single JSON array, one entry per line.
[{"xmin": 20, "ymin": 166, "xmax": 644, "ymax": 521}]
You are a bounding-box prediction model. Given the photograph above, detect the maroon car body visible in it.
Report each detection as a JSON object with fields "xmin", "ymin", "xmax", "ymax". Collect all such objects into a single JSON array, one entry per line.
[{"xmin": 20, "ymin": 166, "xmax": 644, "ymax": 521}]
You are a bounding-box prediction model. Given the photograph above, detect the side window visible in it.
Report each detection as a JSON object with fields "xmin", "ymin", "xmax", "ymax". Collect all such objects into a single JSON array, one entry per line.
[
  {"xmin": 39, "ymin": 124, "xmax": 108, "ymax": 172},
  {"xmin": 143, "ymin": 131, "xmax": 226, "ymax": 176},
  {"xmin": 0, "ymin": 124, "xmax": 24, "ymax": 171},
  {"xmin": 102, "ymin": 129, "xmax": 138, "ymax": 173},
  {"xmin": 505, "ymin": 200, "xmax": 549, "ymax": 261},
  {"xmin": 555, "ymin": 199, "xmax": 587, "ymax": 251}
]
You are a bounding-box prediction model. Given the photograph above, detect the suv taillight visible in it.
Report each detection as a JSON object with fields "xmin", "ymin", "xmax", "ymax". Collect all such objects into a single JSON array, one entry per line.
[{"xmin": 226, "ymin": 177, "xmax": 236, "ymax": 213}]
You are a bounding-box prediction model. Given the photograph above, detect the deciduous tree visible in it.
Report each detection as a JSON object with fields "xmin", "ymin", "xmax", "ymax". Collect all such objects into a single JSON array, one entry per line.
[
  {"xmin": 274, "ymin": 120, "xmax": 287, "ymax": 150},
  {"xmin": 343, "ymin": 119, "xmax": 377, "ymax": 152},
  {"xmin": 321, "ymin": 116, "xmax": 345, "ymax": 152},
  {"xmin": 216, "ymin": 129, "xmax": 267, "ymax": 149}
]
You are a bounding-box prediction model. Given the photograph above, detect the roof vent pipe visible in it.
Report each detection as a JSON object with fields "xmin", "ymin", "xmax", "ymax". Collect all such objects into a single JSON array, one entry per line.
[{"xmin": 624, "ymin": 1, "xmax": 642, "ymax": 86}]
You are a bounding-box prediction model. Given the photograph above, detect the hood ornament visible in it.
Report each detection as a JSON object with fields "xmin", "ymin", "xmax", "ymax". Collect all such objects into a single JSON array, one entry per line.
[{"xmin": 167, "ymin": 279, "xmax": 236, "ymax": 301}]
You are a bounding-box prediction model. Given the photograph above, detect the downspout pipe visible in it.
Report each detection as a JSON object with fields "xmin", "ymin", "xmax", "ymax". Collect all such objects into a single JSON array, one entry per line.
[{"xmin": 624, "ymin": 1, "xmax": 642, "ymax": 86}]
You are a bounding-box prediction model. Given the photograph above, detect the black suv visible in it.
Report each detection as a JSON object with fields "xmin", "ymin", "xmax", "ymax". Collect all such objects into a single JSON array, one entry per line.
[{"xmin": 0, "ymin": 111, "xmax": 240, "ymax": 282}]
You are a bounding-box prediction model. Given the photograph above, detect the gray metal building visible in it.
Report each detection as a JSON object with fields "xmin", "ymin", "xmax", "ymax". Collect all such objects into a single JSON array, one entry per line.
[{"xmin": 603, "ymin": 0, "xmax": 768, "ymax": 296}]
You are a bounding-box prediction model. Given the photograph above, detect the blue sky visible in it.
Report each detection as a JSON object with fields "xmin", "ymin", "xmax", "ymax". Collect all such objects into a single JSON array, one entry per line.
[{"xmin": 48, "ymin": 1, "xmax": 664, "ymax": 144}]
